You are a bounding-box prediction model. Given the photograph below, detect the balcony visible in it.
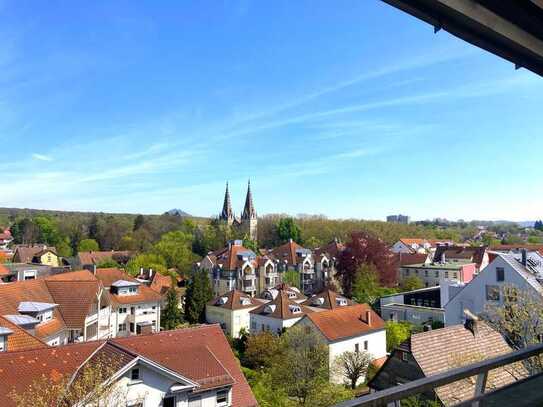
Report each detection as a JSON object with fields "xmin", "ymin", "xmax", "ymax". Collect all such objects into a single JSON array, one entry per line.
[{"xmin": 334, "ymin": 343, "xmax": 543, "ymax": 407}]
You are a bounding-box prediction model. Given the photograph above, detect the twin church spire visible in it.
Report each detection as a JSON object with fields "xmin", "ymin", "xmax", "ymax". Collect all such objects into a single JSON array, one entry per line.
[{"xmin": 219, "ymin": 180, "xmax": 258, "ymax": 241}]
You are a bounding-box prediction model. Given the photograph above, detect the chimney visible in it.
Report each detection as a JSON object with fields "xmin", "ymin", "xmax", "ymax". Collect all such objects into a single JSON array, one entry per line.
[
  {"xmin": 464, "ymin": 309, "xmax": 479, "ymax": 336},
  {"xmin": 521, "ymin": 249, "xmax": 527, "ymax": 267},
  {"xmin": 149, "ymin": 268, "xmax": 153, "ymax": 278},
  {"xmin": 364, "ymin": 310, "xmax": 372, "ymax": 326},
  {"xmin": 423, "ymin": 324, "xmax": 432, "ymax": 332},
  {"xmin": 289, "ymin": 238, "xmax": 293, "ymax": 243},
  {"xmin": 92, "ymin": 264, "xmax": 97, "ymax": 275}
]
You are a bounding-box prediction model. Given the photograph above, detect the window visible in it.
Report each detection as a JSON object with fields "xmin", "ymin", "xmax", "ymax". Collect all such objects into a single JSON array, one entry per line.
[
  {"xmin": 130, "ymin": 322, "xmax": 135, "ymax": 333},
  {"xmin": 118, "ymin": 307, "xmax": 127, "ymax": 314},
  {"xmin": 405, "ymin": 270, "xmax": 410, "ymax": 276},
  {"xmin": 424, "ymin": 270, "xmax": 428, "ymax": 277},
  {"xmin": 130, "ymin": 368, "xmax": 140, "ymax": 381},
  {"xmin": 444, "ymin": 272, "xmax": 449, "ymax": 279},
  {"xmin": 355, "ymin": 343, "xmax": 359, "ymax": 353},
  {"xmin": 152, "ymin": 306, "xmax": 156, "ymax": 310},
  {"xmin": 163, "ymin": 396, "xmax": 175, "ymax": 407},
  {"xmin": 251, "ymin": 321, "xmax": 256, "ymax": 329},
  {"xmin": 216, "ymin": 390, "xmax": 228, "ymax": 406},
  {"xmin": 496, "ymin": 267, "xmax": 505, "ymax": 282},
  {"xmin": 401, "ymin": 352, "xmax": 408, "ymax": 362},
  {"xmin": 23, "ymin": 270, "xmax": 37, "ymax": 280},
  {"xmin": 118, "ymin": 323, "xmax": 126, "ymax": 332},
  {"xmin": 486, "ymin": 285, "xmax": 500, "ymax": 301},
  {"xmin": 453, "ymin": 272, "xmax": 458, "ymax": 279},
  {"xmin": 188, "ymin": 395, "xmax": 202, "ymax": 407},
  {"xmin": 434, "ymin": 271, "xmax": 439, "ymax": 278},
  {"xmin": 130, "ymin": 307, "xmax": 135, "ymax": 315},
  {"xmin": 364, "ymin": 340, "xmax": 368, "ymax": 351}
]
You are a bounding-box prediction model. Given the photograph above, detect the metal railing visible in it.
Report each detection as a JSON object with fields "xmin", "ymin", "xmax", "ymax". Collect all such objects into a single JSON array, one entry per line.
[{"xmin": 335, "ymin": 342, "xmax": 543, "ymax": 407}]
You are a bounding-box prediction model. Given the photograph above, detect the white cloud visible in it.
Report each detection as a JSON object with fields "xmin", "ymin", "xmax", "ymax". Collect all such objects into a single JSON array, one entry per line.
[{"xmin": 31, "ymin": 153, "xmax": 53, "ymax": 161}]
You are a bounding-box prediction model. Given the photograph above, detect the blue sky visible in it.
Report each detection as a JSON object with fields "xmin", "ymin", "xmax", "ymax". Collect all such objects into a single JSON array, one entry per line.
[{"xmin": 1, "ymin": 1, "xmax": 542, "ymax": 221}]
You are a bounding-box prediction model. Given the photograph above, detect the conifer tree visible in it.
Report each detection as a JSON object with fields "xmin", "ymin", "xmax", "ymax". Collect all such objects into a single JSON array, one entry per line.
[
  {"xmin": 161, "ymin": 286, "xmax": 182, "ymax": 330},
  {"xmin": 184, "ymin": 268, "xmax": 213, "ymax": 324}
]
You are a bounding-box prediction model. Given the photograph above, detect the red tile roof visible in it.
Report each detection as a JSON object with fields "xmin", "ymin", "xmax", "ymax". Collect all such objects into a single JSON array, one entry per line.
[
  {"xmin": 13, "ymin": 245, "xmax": 57, "ymax": 263},
  {"xmin": 208, "ymin": 290, "xmax": 261, "ymax": 310},
  {"xmin": 251, "ymin": 290, "xmax": 313, "ymax": 320},
  {"xmin": 302, "ymin": 288, "xmax": 353, "ymax": 310},
  {"xmin": 149, "ymin": 272, "xmax": 172, "ymax": 295},
  {"xmin": 0, "ymin": 315, "xmax": 47, "ymax": 352},
  {"xmin": 270, "ymin": 240, "xmax": 308, "ymax": 266},
  {"xmin": 304, "ymin": 303, "xmax": 385, "ymax": 342},
  {"xmin": 94, "ymin": 268, "xmax": 137, "ymax": 288},
  {"xmin": 77, "ymin": 250, "xmax": 133, "ymax": 265}
]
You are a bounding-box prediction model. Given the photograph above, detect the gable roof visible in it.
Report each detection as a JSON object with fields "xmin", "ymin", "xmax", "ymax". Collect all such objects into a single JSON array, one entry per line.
[
  {"xmin": 208, "ymin": 290, "xmax": 261, "ymax": 310},
  {"xmin": 409, "ymin": 321, "xmax": 520, "ymax": 405},
  {"xmin": 207, "ymin": 242, "xmax": 257, "ymax": 271},
  {"xmin": 0, "ymin": 279, "xmax": 67, "ymax": 340},
  {"xmin": 490, "ymin": 244, "xmax": 543, "ymax": 256},
  {"xmin": 433, "ymin": 245, "xmax": 487, "ymax": 268},
  {"xmin": 393, "ymin": 252, "xmax": 429, "ymax": 267},
  {"xmin": 0, "ymin": 315, "xmax": 47, "ymax": 352},
  {"xmin": 303, "ymin": 303, "xmax": 385, "ymax": 342},
  {"xmin": 302, "ymin": 288, "xmax": 353, "ymax": 310},
  {"xmin": 270, "ymin": 240, "xmax": 311, "ymax": 266},
  {"xmin": 149, "ymin": 272, "xmax": 172, "ymax": 295},
  {"xmin": 77, "ymin": 250, "xmax": 133, "ymax": 266},
  {"xmin": 0, "ymin": 325, "xmax": 257, "ymax": 407},
  {"xmin": 13, "ymin": 245, "xmax": 57, "ymax": 263},
  {"xmin": 91, "ymin": 268, "xmax": 162, "ymax": 305},
  {"xmin": 250, "ymin": 290, "xmax": 313, "ymax": 320},
  {"xmin": 261, "ymin": 283, "xmax": 307, "ymax": 302},
  {"xmin": 314, "ymin": 239, "xmax": 345, "ymax": 259}
]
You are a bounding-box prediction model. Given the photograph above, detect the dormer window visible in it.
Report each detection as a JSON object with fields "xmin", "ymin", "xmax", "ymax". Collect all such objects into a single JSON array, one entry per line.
[
  {"xmin": 289, "ymin": 305, "xmax": 301, "ymax": 314},
  {"xmin": 218, "ymin": 297, "xmax": 228, "ymax": 305},
  {"xmin": 312, "ymin": 297, "xmax": 325, "ymax": 306},
  {"xmin": 111, "ymin": 280, "xmax": 140, "ymax": 296},
  {"xmin": 17, "ymin": 301, "xmax": 57, "ymax": 324},
  {"xmin": 240, "ymin": 297, "xmax": 251, "ymax": 306},
  {"xmin": 264, "ymin": 304, "xmax": 276, "ymax": 314},
  {"xmin": 336, "ymin": 298, "xmax": 348, "ymax": 306},
  {"xmin": 287, "ymin": 291, "xmax": 296, "ymax": 299},
  {"xmin": 0, "ymin": 327, "xmax": 13, "ymax": 352}
]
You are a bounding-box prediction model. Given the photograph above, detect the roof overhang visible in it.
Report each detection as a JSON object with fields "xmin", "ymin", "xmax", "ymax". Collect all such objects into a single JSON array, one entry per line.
[{"xmin": 381, "ymin": 0, "xmax": 543, "ymax": 76}]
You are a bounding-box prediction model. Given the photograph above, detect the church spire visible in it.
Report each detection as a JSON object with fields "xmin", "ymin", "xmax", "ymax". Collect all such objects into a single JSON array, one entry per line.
[
  {"xmin": 220, "ymin": 181, "xmax": 234, "ymax": 220},
  {"xmin": 242, "ymin": 179, "xmax": 257, "ymax": 219}
]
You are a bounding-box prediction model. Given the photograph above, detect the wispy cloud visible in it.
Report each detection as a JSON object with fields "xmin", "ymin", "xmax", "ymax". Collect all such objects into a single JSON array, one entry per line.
[{"xmin": 31, "ymin": 153, "xmax": 53, "ymax": 161}]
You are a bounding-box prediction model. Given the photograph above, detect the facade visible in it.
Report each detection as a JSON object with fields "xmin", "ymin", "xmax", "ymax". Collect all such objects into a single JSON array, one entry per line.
[
  {"xmin": 200, "ymin": 240, "xmax": 279, "ymax": 297},
  {"xmin": 295, "ymin": 303, "xmax": 387, "ymax": 386},
  {"xmin": 250, "ymin": 290, "xmax": 313, "ymax": 334},
  {"xmin": 379, "ymin": 286, "xmax": 447, "ymax": 325},
  {"xmin": 206, "ymin": 290, "xmax": 262, "ymax": 338},
  {"xmin": 369, "ymin": 316, "xmax": 523, "ymax": 405},
  {"xmin": 0, "ymin": 325, "xmax": 258, "ymax": 407},
  {"xmin": 0, "ymin": 263, "xmax": 59, "ymax": 283},
  {"xmin": 399, "ymin": 260, "xmax": 476, "ymax": 287},
  {"xmin": 12, "ymin": 244, "xmax": 60, "ymax": 266},
  {"xmin": 94, "ymin": 268, "xmax": 162, "ymax": 337},
  {"xmin": 219, "ymin": 181, "xmax": 257, "ymax": 242},
  {"xmin": 444, "ymin": 251, "xmax": 543, "ymax": 326}
]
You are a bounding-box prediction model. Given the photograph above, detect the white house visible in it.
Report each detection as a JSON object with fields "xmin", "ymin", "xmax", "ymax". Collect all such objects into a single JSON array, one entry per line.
[
  {"xmin": 445, "ymin": 250, "xmax": 543, "ymax": 325},
  {"xmin": 206, "ymin": 290, "xmax": 263, "ymax": 338},
  {"xmin": 295, "ymin": 303, "xmax": 387, "ymax": 386},
  {"xmin": 250, "ymin": 290, "xmax": 313, "ymax": 335},
  {"xmin": 0, "ymin": 325, "xmax": 258, "ymax": 407}
]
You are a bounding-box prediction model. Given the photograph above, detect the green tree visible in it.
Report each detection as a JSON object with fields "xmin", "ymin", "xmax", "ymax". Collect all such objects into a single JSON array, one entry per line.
[
  {"xmin": 270, "ymin": 325, "xmax": 329, "ymax": 406},
  {"xmin": 56, "ymin": 237, "xmax": 73, "ymax": 258},
  {"xmin": 242, "ymin": 235, "xmax": 259, "ymax": 253},
  {"xmin": 244, "ymin": 369, "xmax": 294, "ymax": 407},
  {"xmin": 282, "ymin": 270, "xmax": 300, "ymax": 289},
  {"xmin": 385, "ymin": 321, "xmax": 412, "ymax": 352},
  {"xmin": 243, "ymin": 332, "xmax": 281, "ymax": 370},
  {"xmin": 304, "ymin": 382, "xmax": 354, "ymax": 407},
  {"xmin": 133, "ymin": 214, "xmax": 145, "ymax": 231},
  {"xmin": 126, "ymin": 253, "xmax": 168, "ymax": 276},
  {"xmin": 34, "ymin": 216, "xmax": 62, "ymax": 246},
  {"xmin": 351, "ymin": 264, "xmax": 384, "ymax": 305},
  {"xmin": 161, "ymin": 286, "xmax": 182, "ymax": 330},
  {"xmin": 276, "ymin": 218, "xmax": 302, "ymax": 244},
  {"xmin": 77, "ymin": 238, "xmax": 100, "ymax": 252},
  {"xmin": 153, "ymin": 231, "xmax": 196, "ymax": 276},
  {"xmin": 95, "ymin": 258, "xmax": 121, "ymax": 268},
  {"xmin": 400, "ymin": 275, "xmax": 424, "ymax": 292},
  {"xmin": 184, "ymin": 268, "xmax": 213, "ymax": 324}
]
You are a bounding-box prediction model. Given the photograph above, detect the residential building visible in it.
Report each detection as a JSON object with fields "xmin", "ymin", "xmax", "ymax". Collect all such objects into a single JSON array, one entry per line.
[
  {"xmin": 218, "ymin": 181, "xmax": 258, "ymax": 242},
  {"xmin": 206, "ymin": 290, "xmax": 263, "ymax": 338},
  {"xmin": 94, "ymin": 268, "xmax": 162, "ymax": 336},
  {"xmin": 270, "ymin": 239, "xmax": 321, "ymax": 294},
  {"xmin": 250, "ymin": 290, "xmax": 313, "ymax": 334},
  {"xmin": 399, "ymin": 260, "xmax": 476, "ymax": 287},
  {"xmin": 302, "ymin": 288, "xmax": 354, "ymax": 312},
  {"xmin": 0, "ymin": 271, "xmax": 111, "ymax": 345},
  {"xmin": 313, "ymin": 238, "xmax": 344, "ymax": 288},
  {"xmin": 445, "ymin": 250, "xmax": 543, "ymax": 326},
  {"xmin": 369, "ymin": 315, "xmax": 523, "ymax": 406},
  {"xmin": 0, "ymin": 314, "xmax": 47, "ymax": 352},
  {"xmin": 200, "ymin": 240, "xmax": 263, "ymax": 297},
  {"xmin": 0, "ymin": 263, "xmax": 56, "ymax": 282},
  {"xmin": 76, "ymin": 250, "xmax": 134, "ymax": 269},
  {"xmin": 433, "ymin": 244, "xmax": 489, "ymax": 272},
  {"xmin": 12, "ymin": 244, "xmax": 61, "ymax": 266},
  {"xmin": 378, "ymin": 285, "xmax": 463, "ymax": 325},
  {"xmin": 295, "ymin": 303, "xmax": 387, "ymax": 386},
  {"xmin": 0, "ymin": 325, "xmax": 258, "ymax": 407},
  {"xmin": 386, "ymin": 214, "xmax": 410, "ymax": 224}
]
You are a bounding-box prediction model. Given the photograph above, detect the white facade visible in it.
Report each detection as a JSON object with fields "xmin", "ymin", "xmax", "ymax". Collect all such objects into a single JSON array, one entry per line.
[
  {"xmin": 206, "ymin": 305, "xmax": 257, "ymax": 338},
  {"xmin": 445, "ymin": 254, "xmax": 541, "ymax": 326},
  {"xmin": 111, "ymin": 302, "xmax": 161, "ymax": 337},
  {"xmin": 296, "ymin": 318, "xmax": 387, "ymax": 385},
  {"xmin": 249, "ymin": 313, "xmax": 302, "ymax": 335}
]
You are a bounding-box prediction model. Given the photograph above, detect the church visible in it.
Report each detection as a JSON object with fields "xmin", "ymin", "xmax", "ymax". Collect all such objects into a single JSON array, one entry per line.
[{"xmin": 219, "ymin": 181, "xmax": 258, "ymax": 242}]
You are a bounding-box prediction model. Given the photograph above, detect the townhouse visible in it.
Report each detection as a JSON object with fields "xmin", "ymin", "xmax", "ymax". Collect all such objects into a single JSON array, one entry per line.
[
  {"xmin": 0, "ymin": 271, "xmax": 110, "ymax": 345},
  {"xmin": 12, "ymin": 244, "xmax": 61, "ymax": 266},
  {"xmin": 206, "ymin": 289, "xmax": 263, "ymax": 338},
  {"xmin": 0, "ymin": 325, "xmax": 258, "ymax": 407},
  {"xmin": 399, "ymin": 259, "xmax": 476, "ymax": 287},
  {"xmin": 295, "ymin": 303, "xmax": 387, "ymax": 386},
  {"xmin": 444, "ymin": 250, "xmax": 543, "ymax": 326}
]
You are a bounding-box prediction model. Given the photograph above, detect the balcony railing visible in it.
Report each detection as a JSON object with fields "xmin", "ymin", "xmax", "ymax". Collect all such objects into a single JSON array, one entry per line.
[{"xmin": 334, "ymin": 342, "xmax": 543, "ymax": 407}]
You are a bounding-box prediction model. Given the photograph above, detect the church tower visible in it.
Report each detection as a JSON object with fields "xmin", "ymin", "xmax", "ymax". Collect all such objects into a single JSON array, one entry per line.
[
  {"xmin": 219, "ymin": 182, "xmax": 235, "ymax": 226},
  {"xmin": 241, "ymin": 180, "xmax": 258, "ymax": 242}
]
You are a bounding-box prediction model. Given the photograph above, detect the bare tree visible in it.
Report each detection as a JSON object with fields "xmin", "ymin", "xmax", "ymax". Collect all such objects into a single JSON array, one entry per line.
[{"xmin": 332, "ymin": 350, "xmax": 372, "ymax": 389}]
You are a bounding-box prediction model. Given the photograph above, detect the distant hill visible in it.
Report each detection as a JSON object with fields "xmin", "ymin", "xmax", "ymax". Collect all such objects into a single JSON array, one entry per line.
[{"xmin": 165, "ymin": 209, "xmax": 191, "ymax": 217}]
